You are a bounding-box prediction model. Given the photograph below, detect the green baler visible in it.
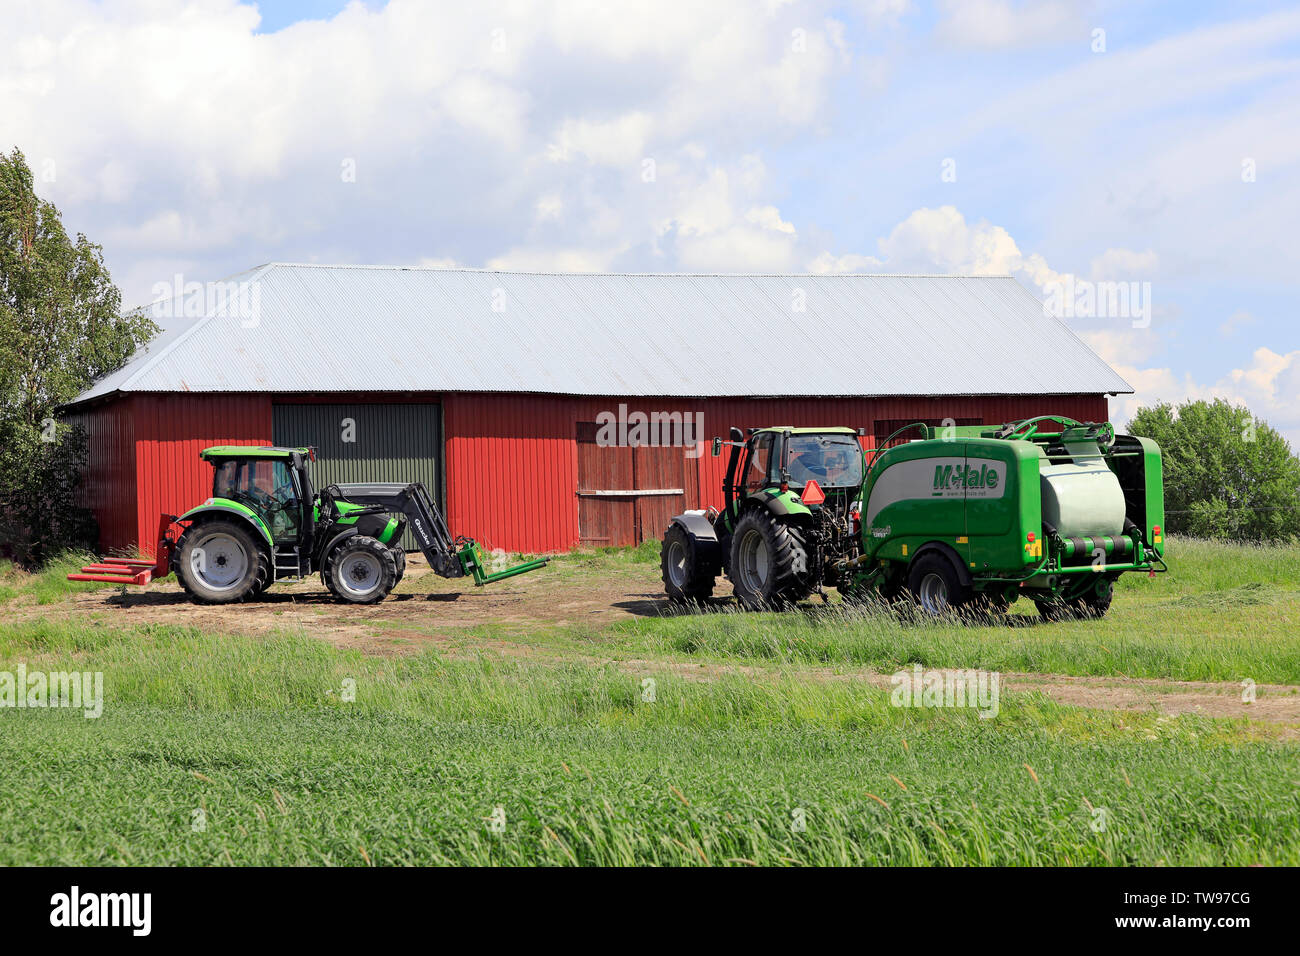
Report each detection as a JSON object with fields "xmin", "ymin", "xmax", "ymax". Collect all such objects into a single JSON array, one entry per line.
[{"xmin": 846, "ymin": 416, "xmax": 1166, "ymax": 618}]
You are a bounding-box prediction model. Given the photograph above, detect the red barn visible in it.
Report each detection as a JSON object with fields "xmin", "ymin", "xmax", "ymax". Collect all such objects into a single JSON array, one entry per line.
[{"xmin": 62, "ymin": 265, "xmax": 1131, "ymax": 555}]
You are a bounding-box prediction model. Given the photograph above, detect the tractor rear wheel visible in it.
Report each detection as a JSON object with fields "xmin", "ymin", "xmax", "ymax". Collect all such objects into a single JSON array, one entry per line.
[
  {"xmin": 325, "ymin": 536, "xmax": 397, "ymax": 604},
  {"xmin": 393, "ymin": 548, "xmax": 407, "ymax": 586},
  {"xmin": 907, "ymin": 553, "xmax": 968, "ymax": 616},
  {"xmin": 728, "ymin": 510, "xmax": 812, "ymax": 610},
  {"xmin": 661, "ymin": 523, "xmax": 715, "ymax": 603},
  {"xmin": 176, "ymin": 520, "xmax": 264, "ymax": 604}
]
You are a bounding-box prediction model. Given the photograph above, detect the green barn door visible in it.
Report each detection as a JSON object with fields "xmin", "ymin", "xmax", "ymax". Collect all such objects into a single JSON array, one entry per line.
[{"xmin": 271, "ymin": 402, "xmax": 442, "ymax": 551}]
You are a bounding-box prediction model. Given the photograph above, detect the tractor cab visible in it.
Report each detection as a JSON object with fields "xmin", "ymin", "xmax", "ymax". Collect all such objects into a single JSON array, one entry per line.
[
  {"xmin": 199, "ymin": 446, "xmax": 315, "ymax": 546},
  {"xmin": 719, "ymin": 426, "xmax": 865, "ymax": 518}
]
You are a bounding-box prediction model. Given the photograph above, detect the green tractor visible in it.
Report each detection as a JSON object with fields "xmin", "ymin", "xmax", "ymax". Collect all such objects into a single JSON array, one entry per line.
[
  {"xmin": 661, "ymin": 426, "xmax": 867, "ymax": 609},
  {"xmin": 71, "ymin": 445, "xmax": 547, "ymax": 604},
  {"xmin": 662, "ymin": 418, "xmax": 1166, "ymax": 617}
]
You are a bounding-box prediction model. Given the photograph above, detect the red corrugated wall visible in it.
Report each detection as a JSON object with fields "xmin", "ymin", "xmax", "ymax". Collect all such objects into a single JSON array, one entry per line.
[
  {"xmin": 73, "ymin": 390, "xmax": 1109, "ymax": 555},
  {"xmin": 442, "ymin": 392, "xmax": 1110, "ymax": 553},
  {"xmin": 66, "ymin": 396, "xmax": 138, "ymax": 556},
  {"xmin": 132, "ymin": 394, "xmax": 272, "ymax": 555}
]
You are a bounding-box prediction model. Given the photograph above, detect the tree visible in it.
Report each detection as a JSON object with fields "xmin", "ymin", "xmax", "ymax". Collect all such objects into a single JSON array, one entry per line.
[
  {"xmin": 0, "ymin": 148, "xmax": 156, "ymax": 565},
  {"xmin": 1127, "ymin": 399, "xmax": 1300, "ymax": 542}
]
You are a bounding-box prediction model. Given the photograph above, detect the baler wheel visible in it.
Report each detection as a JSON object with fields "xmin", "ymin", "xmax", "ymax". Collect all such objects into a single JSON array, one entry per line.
[{"xmin": 907, "ymin": 554, "xmax": 968, "ymax": 616}]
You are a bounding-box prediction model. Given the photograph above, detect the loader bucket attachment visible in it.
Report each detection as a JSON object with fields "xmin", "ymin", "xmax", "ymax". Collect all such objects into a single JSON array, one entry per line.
[{"xmin": 67, "ymin": 514, "xmax": 178, "ymax": 586}]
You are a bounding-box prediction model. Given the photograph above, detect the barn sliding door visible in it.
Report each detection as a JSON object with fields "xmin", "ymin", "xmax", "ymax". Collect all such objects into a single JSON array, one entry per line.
[
  {"xmin": 575, "ymin": 422, "xmax": 699, "ymax": 547},
  {"xmin": 272, "ymin": 402, "xmax": 442, "ymax": 550}
]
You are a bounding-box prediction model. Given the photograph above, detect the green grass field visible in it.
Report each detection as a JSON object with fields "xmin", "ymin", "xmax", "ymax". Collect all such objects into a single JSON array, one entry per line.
[{"xmin": 0, "ymin": 537, "xmax": 1297, "ymax": 865}]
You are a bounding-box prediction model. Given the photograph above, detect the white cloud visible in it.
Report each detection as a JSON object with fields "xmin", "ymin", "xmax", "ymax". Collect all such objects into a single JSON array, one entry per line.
[
  {"xmin": 547, "ymin": 112, "xmax": 654, "ymax": 167},
  {"xmin": 485, "ymin": 246, "xmax": 625, "ymax": 273},
  {"xmin": 1, "ymin": 0, "xmax": 859, "ymax": 303},
  {"xmin": 809, "ymin": 206, "xmax": 1066, "ymax": 290},
  {"xmin": 934, "ymin": 0, "xmax": 1082, "ymax": 50},
  {"xmin": 1106, "ymin": 347, "xmax": 1300, "ymax": 450},
  {"xmin": 1219, "ymin": 309, "xmax": 1254, "ymax": 337},
  {"xmin": 1090, "ymin": 248, "xmax": 1159, "ymax": 280}
]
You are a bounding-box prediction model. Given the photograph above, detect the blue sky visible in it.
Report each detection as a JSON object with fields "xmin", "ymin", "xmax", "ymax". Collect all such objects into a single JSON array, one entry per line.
[{"xmin": 4, "ymin": 0, "xmax": 1299, "ymax": 440}]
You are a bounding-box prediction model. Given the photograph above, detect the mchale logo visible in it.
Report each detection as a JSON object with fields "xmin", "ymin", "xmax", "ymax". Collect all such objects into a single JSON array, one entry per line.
[
  {"xmin": 933, "ymin": 463, "xmax": 1000, "ymax": 491},
  {"xmin": 49, "ymin": 886, "xmax": 151, "ymax": 936}
]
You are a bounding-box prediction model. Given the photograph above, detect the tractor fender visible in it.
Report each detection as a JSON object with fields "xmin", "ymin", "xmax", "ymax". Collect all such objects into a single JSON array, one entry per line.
[
  {"xmin": 669, "ymin": 512, "xmax": 723, "ymax": 572},
  {"xmin": 756, "ymin": 489, "xmax": 814, "ymax": 518},
  {"xmin": 320, "ymin": 527, "xmax": 360, "ymax": 562},
  {"xmin": 171, "ymin": 507, "xmax": 274, "ymax": 577},
  {"xmin": 910, "ymin": 541, "xmax": 973, "ymax": 588},
  {"xmin": 176, "ymin": 504, "xmax": 275, "ymax": 551}
]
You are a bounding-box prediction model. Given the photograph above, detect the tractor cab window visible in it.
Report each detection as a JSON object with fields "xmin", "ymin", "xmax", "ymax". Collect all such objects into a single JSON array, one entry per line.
[
  {"xmin": 212, "ymin": 459, "xmax": 302, "ymax": 541},
  {"xmin": 742, "ymin": 434, "xmax": 774, "ymax": 495},
  {"xmin": 785, "ymin": 435, "xmax": 863, "ymax": 488}
]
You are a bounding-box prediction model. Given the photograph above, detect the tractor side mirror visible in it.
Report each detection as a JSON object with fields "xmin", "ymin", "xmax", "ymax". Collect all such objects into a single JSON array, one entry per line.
[{"xmin": 712, "ymin": 437, "xmax": 722, "ymax": 458}]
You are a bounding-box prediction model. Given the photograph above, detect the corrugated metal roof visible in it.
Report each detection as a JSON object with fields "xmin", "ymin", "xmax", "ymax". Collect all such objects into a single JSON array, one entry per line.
[{"xmin": 67, "ymin": 264, "xmax": 1132, "ymax": 406}]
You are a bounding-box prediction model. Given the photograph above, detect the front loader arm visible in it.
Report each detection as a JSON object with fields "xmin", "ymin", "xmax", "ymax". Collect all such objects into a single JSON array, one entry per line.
[{"xmin": 326, "ymin": 482, "xmax": 548, "ymax": 586}]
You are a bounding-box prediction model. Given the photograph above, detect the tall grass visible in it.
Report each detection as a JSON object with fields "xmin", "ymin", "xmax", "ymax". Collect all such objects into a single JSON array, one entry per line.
[
  {"xmin": 599, "ymin": 536, "xmax": 1300, "ymax": 683},
  {"xmin": 0, "ymin": 625, "xmax": 1295, "ymax": 866}
]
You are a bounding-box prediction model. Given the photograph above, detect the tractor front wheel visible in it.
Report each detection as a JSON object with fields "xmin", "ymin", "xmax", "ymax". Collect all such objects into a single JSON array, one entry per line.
[
  {"xmin": 176, "ymin": 520, "xmax": 265, "ymax": 604},
  {"xmin": 325, "ymin": 536, "xmax": 398, "ymax": 604},
  {"xmin": 661, "ymin": 523, "xmax": 716, "ymax": 603},
  {"xmin": 728, "ymin": 510, "xmax": 811, "ymax": 610}
]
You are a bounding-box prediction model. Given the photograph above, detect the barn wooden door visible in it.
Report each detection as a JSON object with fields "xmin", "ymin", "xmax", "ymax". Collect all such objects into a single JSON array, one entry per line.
[{"xmin": 576, "ymin": 423, "xmax": 698, "ymax": 547}]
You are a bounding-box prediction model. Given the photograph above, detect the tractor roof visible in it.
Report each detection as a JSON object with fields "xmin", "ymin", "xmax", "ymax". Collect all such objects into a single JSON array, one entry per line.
[
  {"xmin": 200, "ymin": 446, "xmax": 308, "ymax": 461},
  {"xmin": 755, "ymin": 426, "xmax": 859, "ymax": 436}
]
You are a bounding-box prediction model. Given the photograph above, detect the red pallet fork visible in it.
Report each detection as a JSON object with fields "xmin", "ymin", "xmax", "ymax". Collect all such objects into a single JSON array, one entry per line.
[{"xmin": 68, "ymin": 515, "xmax": 178, "ymax": 587}]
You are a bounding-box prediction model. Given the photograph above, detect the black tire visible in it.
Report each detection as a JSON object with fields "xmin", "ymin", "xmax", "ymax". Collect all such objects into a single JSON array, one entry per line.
[
  {"xmin": 249, "ymin": 551, "xmax": 273, "ymax": 597},
  {"xmin": 176, "ymin": 519, "xmax": 264, "ymax": 604},
  {"xmin": 325, "ymin": 536, "xmax": 398, "ymax": 604},
  {"xmin": 661, "ymin": 523, "xmax": 716, "ymax": 603},
  {"xmin": 1036, "ymin": 599, "xmax": 1076, "ymax": 622},
  {"xmin": 727, "ymin": 510, "xmax": 812, "ymax": 610},
  {"xmin": 393, "ymin": 548, "xmax": 407, "ymax": 586},
  {"xmin": 907, "ymin": 553, "xmax": 969, "ymax": 615},
  {"xmin": 1038, "ymin": 578, "xmax": 1115, "ymax": 621}
]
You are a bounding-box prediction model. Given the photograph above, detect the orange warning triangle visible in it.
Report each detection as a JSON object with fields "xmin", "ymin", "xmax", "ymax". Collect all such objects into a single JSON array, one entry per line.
[{"xmin": 801, "ymin": 479, "xmax": 825, "ymax": 505}]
